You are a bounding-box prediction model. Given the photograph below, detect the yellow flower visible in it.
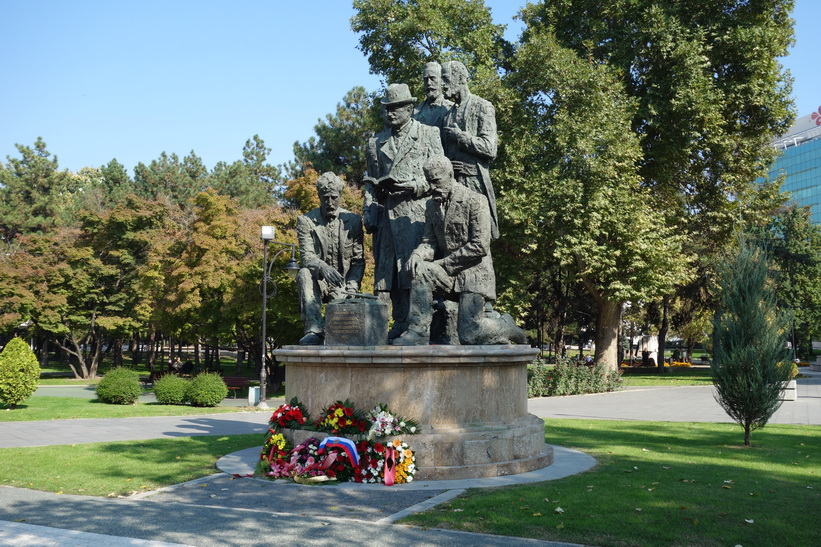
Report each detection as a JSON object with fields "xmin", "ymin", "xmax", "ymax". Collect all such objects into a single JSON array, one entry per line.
[
  {"xmin": 392, "ymin": 439, "xmax": 402, "ymax": 448},
  {"xmin": 403, "ymin": 449, "xmax": 412, "ymax": 458}
]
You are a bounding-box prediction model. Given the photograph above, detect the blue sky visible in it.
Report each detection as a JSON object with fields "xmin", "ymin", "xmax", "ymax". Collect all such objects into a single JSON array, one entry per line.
[{"xmin": 1, "ymin": 1, "xmax": 817, "ymax": 175}]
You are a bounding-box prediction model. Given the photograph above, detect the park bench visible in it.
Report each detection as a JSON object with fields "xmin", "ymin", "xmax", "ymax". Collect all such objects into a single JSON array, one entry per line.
[
  {"xmin": 141, "ymin": 370, "xmax": 176, "ymax": 387},
  {"xmin": 222, "ymin": 376, "xmax": 249, "ymax": 398}
]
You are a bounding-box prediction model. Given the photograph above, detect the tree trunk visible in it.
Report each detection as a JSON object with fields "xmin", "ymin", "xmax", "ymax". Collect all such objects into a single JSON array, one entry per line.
[
  {"xmin": 593, "ymin": 298, "xmax": 622, "ymax": 371},
  {"xmin": 147, "ymin": 330, "xmax": 157, "ymax": 370},
  {"xmin": 657, "ymin": 295, "xmax": 669, "ymax": 374},
  {"xmin": 552, "ymin": 273, "xmax": 568, "ymax": 357},
  {"xmin": 112, "ymin": 338, "xmax": 123, "ymax": 368},
  {"xmin": 39, "ymin": 338, "xmax": 49, "ymax": 368},
  {"xmin": 131, "ymin": 332, "xmax": 141, "ymax": 367},
  {"xmin": 236, "ymin": 350, "xmax": 244, "ymax": 374}
]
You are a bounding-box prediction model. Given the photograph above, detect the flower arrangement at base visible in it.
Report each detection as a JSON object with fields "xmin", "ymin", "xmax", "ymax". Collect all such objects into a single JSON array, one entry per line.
[
  {"xmin": 353, "ymin": 440, "xmax": 385, "ymax": 483},
  {"xmin": 254, "ymin": 398, "xmax": 420, "ymax": 484},
  {"xmin": 269, "ymin": 397, "xmax": 309, "ymax": 432},
  {"xmin": 255, "ymin": 431, "xmax": 291, "ymax": 476},
  {"xmin": 366, "ymin": 403, "xmax": 419, "ymax": 439},
  {"xmin": 314, "ymin": 400, "xmax": 368, "ymax": 435},
  {"xmin": 386, "ymin": 438, "xmax": 416, "ymax": 484}
]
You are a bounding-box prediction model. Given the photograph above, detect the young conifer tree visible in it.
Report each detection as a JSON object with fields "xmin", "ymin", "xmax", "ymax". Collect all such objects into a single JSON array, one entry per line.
[
  {"xmin": 711, "ymin": 236, "xmax": 791, "ymax": 446},
  {"xmin": 0, "ymin": 337, "xmax": 41, "ymax": 409}
]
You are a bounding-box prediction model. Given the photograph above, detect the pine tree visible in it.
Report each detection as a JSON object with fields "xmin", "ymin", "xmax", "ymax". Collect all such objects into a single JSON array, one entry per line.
[{"xmin": 711, "ymin": 236, "xmax": 792, "ymax": 446}]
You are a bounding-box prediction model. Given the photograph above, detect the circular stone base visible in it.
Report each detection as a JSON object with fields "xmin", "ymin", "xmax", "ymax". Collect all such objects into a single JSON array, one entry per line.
[{"xmin": 275, "ymin": 344, "xmax": 549, "ymax": 481}]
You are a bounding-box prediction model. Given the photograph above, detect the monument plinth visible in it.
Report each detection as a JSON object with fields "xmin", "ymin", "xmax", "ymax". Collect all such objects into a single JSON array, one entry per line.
[
  {"xmin": 275, "ymin": 344, "xmax": 552, "ymax": 480},
  {"xmin": 325, "ymin": 298, "xmax": 389, "ymax": 346}
]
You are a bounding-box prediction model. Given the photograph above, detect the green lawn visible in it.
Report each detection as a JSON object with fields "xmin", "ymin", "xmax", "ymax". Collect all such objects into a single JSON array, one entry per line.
[
  {"xmin": 621, "ymin": 367, "xmax": 714, "ymax": 386},
  {"xmin": 402, "ymin": 419, "xmax": 821, "ymax": 547},
  {"xmin": 0, "ymin": 396, "xmax": 257, "ymax": 421},
  {"xmin": 0, "ymin": 434, "xmax": 262, "ymax": 496}
]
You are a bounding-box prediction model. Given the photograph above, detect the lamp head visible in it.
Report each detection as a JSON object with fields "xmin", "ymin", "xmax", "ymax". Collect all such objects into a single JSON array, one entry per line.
[{"xmin": 261, "ymin": 226, "xmax": 275, "ymax": 241}]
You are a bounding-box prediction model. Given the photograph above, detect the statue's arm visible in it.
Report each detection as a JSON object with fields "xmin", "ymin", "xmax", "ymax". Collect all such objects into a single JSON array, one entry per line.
[
  {"xmin": 454, "ymin": 102, "xmax": 497, "ymax": 161},
  {"xmin": 440, "ymin": 196, "xmax": 490, "ymax": 275},
  {"xmin": 297, "ymin": 214, "xmax": 332, "ymax": 277},
  {"xmin": 345, "ymin": 216, "xmax": 365, "ymax": 291},
  {"xmin": 408, "ymin": 127, "xmax": 444, "ymax": 198}
]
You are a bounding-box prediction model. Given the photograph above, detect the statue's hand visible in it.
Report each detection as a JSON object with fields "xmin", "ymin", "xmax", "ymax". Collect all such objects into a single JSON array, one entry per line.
[
  {"xmin": 321, "ymin": 264, "xmax": 343, "ymax": 286},
  {"xmin": 409, "ymin": 254, "xmax": 422, "ymax": 277},
  {"xmin": 391, "ymin": 181, "xmax": 415, "ymax": 194},
  {"xmin": 444, "ymin": 127, "xmax": 460, "ymax": 141}
]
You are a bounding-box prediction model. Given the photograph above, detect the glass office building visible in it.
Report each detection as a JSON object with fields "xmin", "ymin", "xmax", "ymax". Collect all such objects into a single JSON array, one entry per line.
[{"xmin": 769, "ymin": 109, "xmax": 821, "ymax": 224}]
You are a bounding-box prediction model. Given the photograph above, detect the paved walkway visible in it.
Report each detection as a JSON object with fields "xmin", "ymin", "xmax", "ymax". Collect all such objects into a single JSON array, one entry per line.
[{"xmin": 1, "ymin": 370, "xmax": 818, "ymax": 546}]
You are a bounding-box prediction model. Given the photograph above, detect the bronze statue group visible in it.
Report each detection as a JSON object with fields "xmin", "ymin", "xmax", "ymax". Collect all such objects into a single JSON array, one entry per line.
[{"xmin": 296, "ymin": 61, "xmax": 525, "ymax": 347}]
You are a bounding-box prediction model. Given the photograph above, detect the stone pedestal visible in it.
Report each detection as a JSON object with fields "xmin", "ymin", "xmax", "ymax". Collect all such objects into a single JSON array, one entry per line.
[
  {"xmin": 781, "ymin": 379, "xmax": 798, "ymax": 401},
  {"xmin": 274, "ymin": 344, "xmax": 552, "ymax": 481}
]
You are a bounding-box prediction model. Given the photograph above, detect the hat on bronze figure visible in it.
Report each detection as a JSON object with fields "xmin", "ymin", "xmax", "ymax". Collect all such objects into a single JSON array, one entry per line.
[{"xmin": 380, "ymin": 83, "xmax": 416, "ymax": 107}]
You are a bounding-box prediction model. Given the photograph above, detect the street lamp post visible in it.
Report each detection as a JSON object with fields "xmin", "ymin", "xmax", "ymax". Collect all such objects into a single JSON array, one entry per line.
[{"xmin": 259, "ymin": 225, "xmax": 299, "ymax": 409}]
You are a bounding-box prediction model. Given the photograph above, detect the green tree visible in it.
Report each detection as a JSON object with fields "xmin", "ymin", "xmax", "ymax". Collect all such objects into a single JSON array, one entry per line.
[
  {"xmin": 288, "ymin": 87, "xmax": 382, "ymax": 185},
  {"xmin": 711, "ymin": 236, "xmax": 792, "ymax": 446},
  {"xmin": 210, "ymin": 136, "xmax": 282, "ymax": 208},
  {"xmin": 351, "ymin": 0, "xmax": 510, "ymax": 93},
  {"xmin": 133, "ymin": 151, "xmax": 209, "ymax": 205},
  {"xmin": 502, "ymin": 29, "xmax": 689, "ymax": 369},
  {"xmin": 0, "ymin": 138, "xmax": 76, "ymax": 238},
  {"xmin": 762, "ymin": 204, "xmax": 821, "ymax": 358},
  {"xmin": 523, "ymin": 0, "xmax": 796, "ymax": 365},
  {"xmin": 7, "ymin": 197, "xmax": 168, "ymax": 379},
  {"xmin": 0, "ymin": 337, "xmax": 40, "ymax": 408}
]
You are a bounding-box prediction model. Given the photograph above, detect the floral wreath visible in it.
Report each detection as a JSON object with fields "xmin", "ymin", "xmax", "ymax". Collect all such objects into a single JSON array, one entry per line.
[{"xmin": 256, "ymin": 400, "xmax": 418, "ymax": 485}]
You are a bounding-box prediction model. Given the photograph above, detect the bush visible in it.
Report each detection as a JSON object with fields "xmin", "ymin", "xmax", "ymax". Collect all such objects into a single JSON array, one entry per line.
[
  {"xmin": 187, "ymin": 372, "xmax": 228, "ymax": 407},
  {"xmin": 153, "ymin": 374, "xmax": 191, "ymax": 405},
  {"xmin": 711, "ymin": 236, "xmax": 792, "ymax": 446},
  {"xmin": 96, "ymin": 367, "xmax": 142, "ymax": 405},
  {"xmin": 0, "ymin": 338, "xmax": 41, "ymax": 408},
  {"xmin": 528, "ymin": 355, "xmax": 622, "ymax": 397}
]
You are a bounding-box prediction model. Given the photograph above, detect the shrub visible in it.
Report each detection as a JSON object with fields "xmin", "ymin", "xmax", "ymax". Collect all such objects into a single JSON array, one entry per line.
[
  {"xmin": 711, "ymin": 236, "xmax": 792, "ymax": 446},
  {"xmin": 527, "ymin": 355, "xmax": 622, "ymax": 397},
  {"xmin": 187, "ymin": 372, "xmax": 228, "ymax": 407},
  {"xmin": 0, "ymin": 338, "xmax": 41, "ymax": 408},
  {"xmin": 153, "ymin": 374, "xmax": 191, "ymax": 405},
  {"xmin": 96, "ymin": 367, "xmax": 142, "ymax": 405}
]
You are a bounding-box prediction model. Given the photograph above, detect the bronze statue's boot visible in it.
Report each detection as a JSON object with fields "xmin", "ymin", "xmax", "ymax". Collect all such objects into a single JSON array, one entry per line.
[
  {"xmin": 299, "ymin": 332, "xmax": 324, "ymax": 345},
  {"xmin": 391, "ymin": 329, "xmax": 429, "ymax": 346}
]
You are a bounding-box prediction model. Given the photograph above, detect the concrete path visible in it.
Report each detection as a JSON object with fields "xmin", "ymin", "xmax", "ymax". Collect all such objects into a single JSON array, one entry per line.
[
  {"xmin": 1, "ymin": 371, "xmax": 818, "ymax": 546},
  {"xmin": 528, "ymin": 368, "xmax": 821, "ymax": 425}
]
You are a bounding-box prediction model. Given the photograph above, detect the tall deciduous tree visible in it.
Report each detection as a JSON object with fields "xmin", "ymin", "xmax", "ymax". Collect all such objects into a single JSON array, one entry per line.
[
  {"xmin": 761, "ymin": 204, "xmax": 821, "ymax": 357},
  {"xmin": 503, "ymin": 30, "xmax": 689, "ymax": 368},
  {"xmin": 7, "ymin": 197, "xmax": 168, "ymax": 379},
  {"xmin": 351, "ymin": 0, "xmax": 510, "ymax": 92},
  {"xmin": 523, "ymin": 0, "xmax": 796, "ymax": 364}
]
